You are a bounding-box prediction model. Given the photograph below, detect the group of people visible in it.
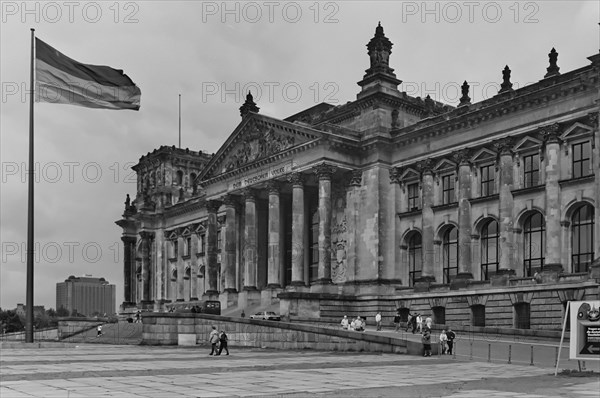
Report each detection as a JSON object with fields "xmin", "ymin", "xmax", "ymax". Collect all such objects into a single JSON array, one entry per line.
[
  {"xmin": 340, "ymin": 315, "xmax": 366, "ymax": 331},
  {"xmin": 208, "ymin": 326, "xmax": 229, "ymax": 356}
]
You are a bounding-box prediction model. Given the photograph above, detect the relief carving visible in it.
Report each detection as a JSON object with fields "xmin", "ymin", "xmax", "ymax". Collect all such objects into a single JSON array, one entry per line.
[{"xmin": 331, "ymin": 186, "xmax": 348, "ymax": 283}]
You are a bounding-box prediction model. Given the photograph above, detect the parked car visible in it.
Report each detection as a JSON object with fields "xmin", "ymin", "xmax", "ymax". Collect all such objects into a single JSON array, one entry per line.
[{"xmin": 250, "ymin": 311, "xmax": 281, "ymax": 321}]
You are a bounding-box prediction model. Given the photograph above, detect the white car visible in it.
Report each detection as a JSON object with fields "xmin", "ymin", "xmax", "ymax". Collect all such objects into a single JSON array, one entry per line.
[{"xmin": 250, "ymin": 311, "xmax": 281, "ymax": 321}]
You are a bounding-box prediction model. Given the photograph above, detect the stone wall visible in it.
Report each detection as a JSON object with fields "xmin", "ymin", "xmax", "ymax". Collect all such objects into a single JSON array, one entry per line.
[{"xmin": 141, "ymin": 312, "xmax": 407, "ymax": 353}]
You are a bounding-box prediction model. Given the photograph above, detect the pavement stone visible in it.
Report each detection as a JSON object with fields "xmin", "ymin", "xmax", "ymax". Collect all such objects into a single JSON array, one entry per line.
[{"xmin": 0, "ymin": 343, "xmax": 598, "ymax": 397}]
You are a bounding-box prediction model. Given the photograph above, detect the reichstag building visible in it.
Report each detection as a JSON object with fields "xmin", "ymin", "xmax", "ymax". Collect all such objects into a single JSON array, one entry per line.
[{"xmin": 117, "ymin": 24, "xmax": 599, "ymax": 331}]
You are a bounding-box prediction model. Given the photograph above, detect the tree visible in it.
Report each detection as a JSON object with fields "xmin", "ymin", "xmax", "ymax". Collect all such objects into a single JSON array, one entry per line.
[
  {"xmin": 56, "ymin": 306, "xmax": 69, "ymax": 317},
  {"xmin": 0, "ymin": 309, "xmax": 24, "ymax": 333}
]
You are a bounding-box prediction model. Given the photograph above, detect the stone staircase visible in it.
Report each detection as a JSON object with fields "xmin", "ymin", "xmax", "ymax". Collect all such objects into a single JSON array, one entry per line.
[{"xmin": 61, "ymin": 321, "xmax": 143, "ymax": 345}]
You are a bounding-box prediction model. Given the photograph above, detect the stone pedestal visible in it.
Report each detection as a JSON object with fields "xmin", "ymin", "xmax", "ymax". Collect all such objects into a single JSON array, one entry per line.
[
  {"xmin": 219, "ymin": 291, "xmax": 238, "ymax": 310},
  {"xmin": 414, "ymin": 275, "xmax": 435, "ymax": 292},
  {"xmin": 261, "ymin": 287, "xmax": 282, "ymax": 306},
  {"xmin": 237, "ymin": 289, "xmax": 261, "ymax": 309}
]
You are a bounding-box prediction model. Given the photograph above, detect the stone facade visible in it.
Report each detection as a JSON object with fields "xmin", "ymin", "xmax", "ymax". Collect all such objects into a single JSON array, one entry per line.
[{"xmin": 117, "ymin": 24, "xmax": 600, "ymax": 332}]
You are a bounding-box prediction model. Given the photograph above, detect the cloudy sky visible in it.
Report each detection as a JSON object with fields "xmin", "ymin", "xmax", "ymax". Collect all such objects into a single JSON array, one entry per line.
[{"xmin": 1, "ymin": 1, "xmax": 598, "ymax": 311}]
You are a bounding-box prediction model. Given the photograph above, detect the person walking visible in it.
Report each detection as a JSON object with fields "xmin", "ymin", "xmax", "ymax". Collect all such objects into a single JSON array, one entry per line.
[
  {"xmin": 375, "ymin": 312, "xmax": 382, "ymax": 331},
  {"xmin": 422, "ymin": 324, "xmax": 432, "ymax": 357},
  {"xmin": 208, "ymin": 326, "xmax": 219, "ymax": 355},
  {"xmin": 416, "ymin": 314, "xmax": 423, "ymax": 333},
  {"xmin": 406, "ymin": 312, "xmax": 413, "ymax": 332},
  {"xmin": 393, "ymin": 312, "xmax": 401, "ymax": 332},
  {"xmin": 340, "ymin": 315, "xmax": 349, "ymax": 330},
  {"xmin": 96, "ymin": 324, "xmax": 103, "ymax": 338},
  {"xmin": 439, "ymin": 329, "xmax": 448, "ymax": 354},
  {"xmin": 216, "ymin": 330, "xmax": 229, "ymax": 356},
  {"xmin": 446, "ymin": 327, "xmax": 456, "ymax": 355},
  {"xmin": 135, "ymin": 311, "xmax": 141, "ymax": 323}
]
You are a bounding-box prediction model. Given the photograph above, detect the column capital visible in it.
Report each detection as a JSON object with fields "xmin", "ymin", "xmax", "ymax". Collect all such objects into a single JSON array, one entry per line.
[
  {"xmin": 242, "ymin": 188, "xmax": 257, "ymax": 201},
  {"xmin": 417, "ymin": 159, "xmax": 435, "ymax": 176},
  {"xmin": 288, "ymin": 172, "xmax": 305, "ymax": 187},
  {"xmin": 222, "ymin": 194, "xmax": 238, "ymax": 207},
  {"xmin": 266, "ymin": 180, "xmax": 281, "ymax": 194},
  {"xmin": 389, "ymin": 167, "xmax": 402, "ymax": 184},
  {"xmin": 206, "ymin": 199, "xmax": 221, "ymax": 213},
  {"xmin": 493, "ymin": 136, "xmax": 514, "ymax": 156},
  {"xmin": 139, "ymin": 231, "xmax": 155, "ymax": 240},
  {"xmin": 587, "ymin": 112, "xmax": 598, "ymax": 129},
  {"xmin": 121, "ymin": 236, "xmax": 137, "ymax": 244},
  {"xmin": 314, "ymin": 163, "xmax": 336, "ymax": 180},
  {"xmin": 540, "ymin": 123, "xmax": 561, "ymax": 144},
  {"xmin": 349, "ymin": 169, "xmax": 363, "ymax": 186},
  {"xmin": 452, "ymin": 149, "xmax": 472, "ymax": 166}
]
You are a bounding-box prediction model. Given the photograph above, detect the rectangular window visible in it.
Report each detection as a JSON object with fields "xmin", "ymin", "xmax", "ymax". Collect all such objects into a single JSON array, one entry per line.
[
  {"xmin": 480, "ymin": 164, "xmax": 495, "ymax": 196},
  {"xmin": 199, "ymin": 234, "xmax": 206, "ymax": 255},
  {"xmin": 184, "ymin": 236, "xmax": 191, "ymax": 256},
  {"xmin": 523, "ymin": 153, "xmax": 540, "ymax": 188},
  {"xmin": 572, "ymin": 142, "xmax": 591, "ymax": 178},
  {"xmin": 407, "ymin": 183, "xmax": 420, "ymax": 210},
  {"xmin": 172, "ymin": 241, "xmax": 178, "ymax": 258},
  {"xmin": 217, "ymin": 229, "xmax": 222, "ymax": 253},
  {"xmin": 471, "ymin": 305, "xmax": 486, "ymax": 327},
  {"xmin": 442, "ymin": 174, "xmax": 455, "ymax": 204},
  {"xmin": 514, "ymin": 303, "xmax": 530, "ymax": 329}
]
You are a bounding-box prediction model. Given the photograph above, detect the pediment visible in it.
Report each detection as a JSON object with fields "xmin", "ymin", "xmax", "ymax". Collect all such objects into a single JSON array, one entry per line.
[
  {"xmin": 433, "ymin": 159, "xmax": 457, "ymax": 173},
  {"xmin": 200, "ymin": 114, "xmax": 322, "ymax": 180},
  {"xmin": 561, "ymin": 122, "xmax": 593, "ymax": 141},
  {"xmin": 180, "ymin": 227, "xmax": 191, "ymax": 237},
  {"xmin": 193, "ymin": 222, "xmax": 206, "ymax": 235},
  {"xmin": 165, "ymin": 231, "xmax": 178, "ymax": 240},
  {"xmin": 400, "ymin": 168, "xmax": 420, "ymax": 181},
  {"xmin": 471, "ymin": 148, "xmax": 497, "ymax": 164},
  {"xmin": 513, "ymin": 136, "xmax": 542, "ymax": 153}
]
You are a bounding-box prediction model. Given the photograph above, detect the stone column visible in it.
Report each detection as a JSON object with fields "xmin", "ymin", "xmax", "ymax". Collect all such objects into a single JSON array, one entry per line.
[
  {"xmin": 289, "ymin": 173, "xmax": 305, "ymax": 286},
  {"xmin": 453, "ymin": 150, "xmax": 474, "ymax": 280},
  {"xmin": 495, "ymin": 137, "xmax": 516, "ymax": 276},
  {"xmin": 205, "ymin": 200, "xmax": 221, "ymax": 296},
  {"xmin": 315, "ymin": 163, "xmax": 335, "ymax": 284},
  {"xmin": 267, "ymin": 181, "xmax": 281, "ymax": 288},
  {"xmin": 542, "ymin": 124, "xmax": 563, "ymax": 272},
  {"xmin": 223, "ymin": 195, "xmax": 238, "ymax": 293},
  {"xmin": 121, "ymin": 236, "xmax": 136, "ymax": 305},
  {"xmin": 418, "ymin": 160, "xmax": 436, "ymax": 283},
  {"xmin": 190, "ymin": 233, "xmax": 199, "ymax": 301},
  {"xmin": 243, "ymin": 189, "xmax": 258, "ymax": 290},
  {"xmin": 139, "ymin": 231, "xmax": 154, "ymax": 305},
  {"xmin": 176, "ymin": 234, "xmax": 184, "ymax": 301}
]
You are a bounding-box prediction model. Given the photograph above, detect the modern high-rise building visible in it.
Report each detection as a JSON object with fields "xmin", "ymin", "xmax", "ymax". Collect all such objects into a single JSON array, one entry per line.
[{"xmin": 56, "ymin": 275, "xmax": 116, "ymax": 316}]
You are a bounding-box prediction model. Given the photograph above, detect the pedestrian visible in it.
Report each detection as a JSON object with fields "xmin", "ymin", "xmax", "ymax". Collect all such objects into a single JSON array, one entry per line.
[
  {"xmin": 96, "ymin": 324, "xmax": 102, "ymax": 338},
  {"xmin": 416, "ymin": 314, "xmax": 423, "ymax": 333},
  {"xmin": 216, "ymin": 330, "xmax": 229, "ymax": 356},
  {"xmin": 354, "ymin": 316, "xmax": 365, "ymax": 332},
  {"xmin": 446, "ymin": 327, "xmax": 456, "ymax": 355},
  {"xmin": 375, "ymin": 312, "xmax": 382, "ymax": 331},
  {"xmin": 135, "ymin": 311, "xmax": 141, "ymax": 323},
  {"xmin": 439, "ymin": 329, "xmax": 448, "ymax": 354},
  {"xmin": 341, "ymin": 315, "xmax": 349, "ymax": 330},
  {"xmin": 241, "ymin": 309, "xmax": 245, "ymax": 318},
  {"xmin": 393, "ymin": 312, "xmax": 401, "ymax": 332},
  {"xmin": 406, "ymin": 312, "xmax": 413, "ymax": 332},
  {"xmin": 208, "ymin": 326, "xmax": 219, "ymax": 355},
  {"xmin": 422, "ymin": 324, "xmax": 432, "ymax": 357}
]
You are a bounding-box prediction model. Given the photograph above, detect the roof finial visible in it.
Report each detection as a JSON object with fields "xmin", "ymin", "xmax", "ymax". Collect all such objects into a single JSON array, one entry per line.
[
  {"xmin": 459, "ymin": 81, "xmax": 471, "ymax": 107},
  {"xmin": 239, "ymin": 90, "xmax": 259, "ymax": 118},
  {"xmin": 544, "ymin": 48, "xmax": 560, "ymax": 78},
  {"xmin": 499, "ymin": 65, "xmax": 513, "ymax": 94}
]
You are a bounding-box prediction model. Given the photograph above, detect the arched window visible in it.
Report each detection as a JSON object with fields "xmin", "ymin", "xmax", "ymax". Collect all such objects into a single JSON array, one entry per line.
[
  {"xmin": 442, "ymin": 227, "xmax": 458, "ymax": 284},
  {"xmin": 572, "ymin": 204, "xmax": 595, "ymax": 273},
  {"xmin": 523, "ymin": 212, "xmax": 545, "ymax": 276},
  {"xmin": 481, "ymin": 219, "xmax": 499, "ymax": 280},
  {"xmin": 408, "ymin": 232, "xmax": 422, "ymax": 286}
]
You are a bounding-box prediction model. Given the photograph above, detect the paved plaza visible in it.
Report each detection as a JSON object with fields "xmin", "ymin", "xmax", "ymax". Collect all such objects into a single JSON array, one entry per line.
[{"xmin": 1, "ymin": 344, "xmax": 598, "ymax": 397}]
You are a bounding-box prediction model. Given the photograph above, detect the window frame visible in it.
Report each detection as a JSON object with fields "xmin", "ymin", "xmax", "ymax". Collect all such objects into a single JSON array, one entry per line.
[
  {"xmin": 571, "ymin": 204, "xmax": 595, "ymax": 273},
  {"xmin": 408, "ymin": 233, "xmax": 422, "ymax": 286},
  {"xmin": 441, "ymin": 174, "xmax": 456, "ymax": 205},
  {"xmin": 572, "ymin": 141, "xmax": 591, "ymax": 179},
  {"xmin": 407, "ymin": 183, "xmax": 420, "ymax": 211},
  {"xmin": 480, "ymin": 164, "xmax": 496, "ymax": 197},
  {"xmin": 442, "ymin": 227, "xmax": 458, "ymax": 284},
  {"xmin": 523, "ymin": 153, "xmax": 541, "ymax": 188},
  {"xmin": 523, "ymin": 212, "xmax": 545, "ymax": 277},
  {"xmin": 480, "ymin": 219, "xmax": 499, "ymax": 280}
]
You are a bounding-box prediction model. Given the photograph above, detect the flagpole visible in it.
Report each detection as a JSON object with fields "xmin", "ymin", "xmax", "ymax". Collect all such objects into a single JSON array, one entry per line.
[
  {"xmin": 178, "ymin": 94, "xmax": 181, "ymax": 148},
  {"xmin": 25, "ymin": 28, "xmax": 35, "ymax": 343}
]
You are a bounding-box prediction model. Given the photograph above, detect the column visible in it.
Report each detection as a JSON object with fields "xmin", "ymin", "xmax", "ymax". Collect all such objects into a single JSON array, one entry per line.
[
  {"xmin": 176, "ymin": 234, "xmax": 185, "ymax": 301},
  {"xmin": 121, "ymin": 236, "xmax": 136, "ymax": 305},
  {"xmin": 453, "ymin": 149, "xmax": 474, "ymax": 279},
  {"xmin": 289, "ymin": 173, "xmax": 305, "ymax": 286},
  {"xmin": 496, "ymin": 137, "xmax": 516, "ymax": 275},
  {"xmin": 267, "ymin": 181, "xmax": 281, "ymax": 288},
  {"xmin": 223, "ymin": 195, "xmax": 238, "ymax": 292},
  {"xmin": 542, "ymin": 124, "xmax": 563, "ymax": 272},
  {"xmin": 205, "ymin": 200, "xmax": 220, "ymax": 296},
  {"xmin": 243, "ymin": 189, "xmax": 258, "ymax": 290},
  {"xmin": 419, "ymin": 160, "xmax": 436, "ymax": 282},
  {"xmin": 190, "ymin": 233, "xmax": 199, "ymax": 301},
  {"xmin": 315, "ymin": 163, "xmax": 335, "ymax": 283},
  {"xmin": 139, "ymin": 231, "xmax": 154, "ymax": 304}
]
